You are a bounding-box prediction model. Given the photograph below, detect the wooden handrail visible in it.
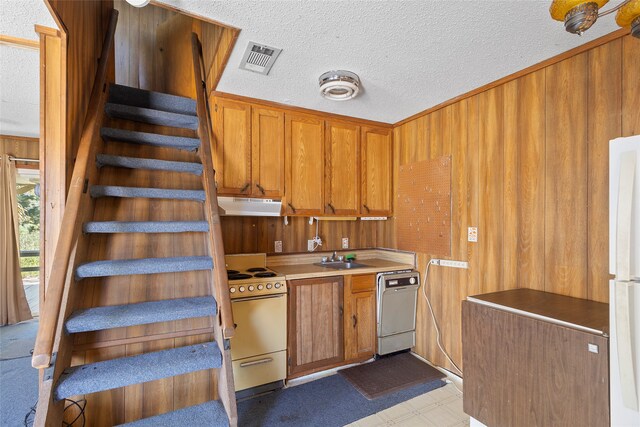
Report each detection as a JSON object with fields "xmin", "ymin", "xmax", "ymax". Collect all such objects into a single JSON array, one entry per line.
[
  {"xmin": 190, "ymin": 33, "xmax": 235, "ymax": 339},
  {"xmin": 31, "ymin": 10, "xmax": 119, "ymax": 369}
]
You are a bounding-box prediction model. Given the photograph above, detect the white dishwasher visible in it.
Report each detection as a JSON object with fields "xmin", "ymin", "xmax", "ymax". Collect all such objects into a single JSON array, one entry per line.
[{"xmin": 376, "ymin": 271, "xmax": 420, "ymax": 355}]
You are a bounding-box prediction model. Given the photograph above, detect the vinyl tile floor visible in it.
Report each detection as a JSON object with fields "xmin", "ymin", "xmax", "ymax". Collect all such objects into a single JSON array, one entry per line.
[{"xmin": 347, "ymin": 383, "xmax": 469, "ymax": 427}]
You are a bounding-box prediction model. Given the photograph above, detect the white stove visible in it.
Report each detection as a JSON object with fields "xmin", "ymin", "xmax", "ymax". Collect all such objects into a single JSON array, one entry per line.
[
  {"xmin": 225, "ymin": 253, "xmax": 286, "ymax": 298},
  {"xmin": 224, "ymin": 253, "xmax": 287, "ymax": 394}
]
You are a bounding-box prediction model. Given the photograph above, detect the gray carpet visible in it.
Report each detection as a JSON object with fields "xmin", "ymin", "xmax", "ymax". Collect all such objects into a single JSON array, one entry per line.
[
  {"xmin": 117, "ymin": 401, "xmax": 229, "ymax": 426},
  {"xmin": 96, "ymin": 154, "xmax": 203, "ymax": 175},
  {"xmin": 55, "ymin": 341, "xmax": 221, "ymax": 400},
  {"xmin": 108, "ymin": 84, "xmax": 197, "ymax": 116},
  {"xmin": 237, "ymin": 373, "xmax": 446, "ymax": 427},
  {"xmin": 100, "ymin": 127, "xmax": 200, "ymax": 151},
  {"xmin": 75, "ymin": 256, "xmax": 213, "ymax": 279},
  {"xmin": 0, "ymin": 356, "xmax": 39, "ymax": 427},
  {"xmin": 83, "ymin": 220, "xmax": 209, "ymax": 234},
  {"xmin": 105, "ymin": 103, "xmax": 199, "ymax": 130},
  {"xmin": 90, "ymin": 185, "xmax": 205, "ymax": 201},
  {"xmin": 65, "ymin": 296, "xmax": 216, "ymax": 333},
  {"xmin": 0, "ymin": 320, "xmax": 38, "ymax": 360}
]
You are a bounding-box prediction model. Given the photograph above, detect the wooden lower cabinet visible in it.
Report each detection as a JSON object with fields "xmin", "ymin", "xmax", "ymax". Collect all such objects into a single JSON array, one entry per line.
[
  {"xmin": 287, "ymin": 276, "xmax": 344, "ymax": 377},
  {"xmin": 344, "ymin": 274, "xmax": 377, "ymax": 362},
  {"xmin": 462, "ymin": 293, "xmax": 609, "ymax": 427}
]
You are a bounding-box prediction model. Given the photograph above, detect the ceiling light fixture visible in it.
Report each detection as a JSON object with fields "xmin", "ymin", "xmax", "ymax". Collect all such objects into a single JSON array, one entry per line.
[
  {"xmin": 319, "ymin": 70, "xmax": 361, "ymax": 101},
  {"xmin": 125, "ymin": 0, "xmax": 150, "ymax": 8},
  {"xmin": 550, "ymin": 0, "xmax": 640, "ymax": 37}
]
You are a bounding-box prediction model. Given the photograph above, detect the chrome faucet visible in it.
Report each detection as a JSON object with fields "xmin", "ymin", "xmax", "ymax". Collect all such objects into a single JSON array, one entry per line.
[{"xmin": 330, "ymin": 251, "xmax": 338, "ymax": 262}]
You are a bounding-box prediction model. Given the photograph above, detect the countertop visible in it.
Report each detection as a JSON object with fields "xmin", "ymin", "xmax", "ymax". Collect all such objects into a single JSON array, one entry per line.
[
  {"xmin": 270, "ymin": 258, "xmax": 415, "ymax": 280},
  {"xmin": 467, "ymin": 288, "xmax": 609, "ymax": 336}
]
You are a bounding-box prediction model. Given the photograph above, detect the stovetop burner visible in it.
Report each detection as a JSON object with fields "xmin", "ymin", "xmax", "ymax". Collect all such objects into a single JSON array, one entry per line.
[
  {"xmin": 246, "ymin": 267, "xmax": 267, "ymax": 272},
  {"xmin": 227, "ymin": 269, "xmax": 240, "ymax": 275},
  {"xmin": 253, "ymin": 272, "xmax": 277, "ymax": 278},
  {"xmin": 228, "ymin": 273, "xmax": 252, "ymax": 280}
]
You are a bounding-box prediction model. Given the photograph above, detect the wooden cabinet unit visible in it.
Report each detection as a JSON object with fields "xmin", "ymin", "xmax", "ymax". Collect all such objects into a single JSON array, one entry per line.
[
  {"xmin": 361, "ymin": 127, "xmax": 392, "ymax": 216},
  {"xmin": 284, "ymin": 114, "xmax": 325, "ymax": 216},
  {"xmin": 252, "ymin": 107, "xmax": 285, "ymax": 198},
  {"xmin": 462, "ymin": 289, "xmax": 609, "ymax": 427},
  {"xmin": 325, "ymin": 121, "xmax": 360, "ymax": 216},
  {"xmin": 344, "ymin": 274, "xmax": 376, "ymax": 362},
  {"xmin": 212, "ymin": 98, "xmax": 252, "ymax": 195},
  {"xmin": 288, "ymin": 276, "xmax": 344, "ymax": 377}
]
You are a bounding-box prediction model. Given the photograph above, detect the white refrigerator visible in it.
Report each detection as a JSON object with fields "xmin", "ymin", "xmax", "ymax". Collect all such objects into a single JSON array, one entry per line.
[{"xmin": 610, "ymin": 135, "xmax": 640, "ymax": 426}]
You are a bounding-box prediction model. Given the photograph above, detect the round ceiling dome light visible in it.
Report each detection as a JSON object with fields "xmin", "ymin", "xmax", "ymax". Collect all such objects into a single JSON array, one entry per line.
[
  {"xmin": 125, "ymin": 0, "xmax": 150, "ymax": 7},
  {"xmin": 319, "ymin": 70, "xmax": 361, "ymax": 101}
]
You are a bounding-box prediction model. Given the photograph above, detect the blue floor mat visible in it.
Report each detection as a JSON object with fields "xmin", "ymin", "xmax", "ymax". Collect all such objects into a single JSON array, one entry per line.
[{"xmin": 238, "ymin": 374, "xmax": 446, "ymax": 427}]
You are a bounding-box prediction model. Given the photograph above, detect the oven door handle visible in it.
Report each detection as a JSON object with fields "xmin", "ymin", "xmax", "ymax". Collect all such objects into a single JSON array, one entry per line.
[
  {"xmin": 231, "ymin": 294, "xmax": 286, "ymax": 303},
  {"xmin": 239, "ymin": 357, "xmax": 273, "ymax": 368}
]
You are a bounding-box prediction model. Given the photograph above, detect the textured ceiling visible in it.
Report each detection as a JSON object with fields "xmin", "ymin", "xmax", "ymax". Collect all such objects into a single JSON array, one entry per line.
[
  {"xmin": 158, "ymin": 0, "xmax": 620, "ymax": 123},
  {"xmin": 0, "ymin": 0, "xmax": 57, "ymax": 137}
]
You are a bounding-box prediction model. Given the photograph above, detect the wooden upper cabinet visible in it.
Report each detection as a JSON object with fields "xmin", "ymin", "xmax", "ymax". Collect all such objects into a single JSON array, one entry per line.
[
  {"xmin": 361, "ymin": 127, "xmax": 392, "ymax": 216},
  {"xmin": 251, "ymin": 107, "xmax": 284, "ymax": 198},
  {"xmin": 285, "ymin": 114, "xmax": 325, "ymax": 215},
  {"xmin": 212, "ymin": 98, "xmax": 252, "ymax": 195},
  {"xmin": 325, "ymin": 121, "xmax": 360, "ymax": 216}
]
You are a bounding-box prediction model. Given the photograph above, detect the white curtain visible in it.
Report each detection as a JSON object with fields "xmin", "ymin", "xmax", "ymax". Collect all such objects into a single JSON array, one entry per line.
[{"xmin": 1, "ymin": 155, "xmax": 32, "ymax": 325}]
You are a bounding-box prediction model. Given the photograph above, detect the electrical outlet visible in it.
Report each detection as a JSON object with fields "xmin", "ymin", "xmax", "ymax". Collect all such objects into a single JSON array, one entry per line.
[
  {"xmin": 468, "ymin": 227, "xmax": 478, "ymax": 242},
  {"xmin": 433, "ymin": 259, "xmax": 469, "ymax": 269},
  {"xmin": 274, "ymin": 241, "xmax": 283, "ymax": 253},
  {"xmin": 307, "ymin": 240, "xmax": 315, "ymax": 251},
  {"xmin": 342, "ymin": 237, "xmax": 349, "ymax": 249}
]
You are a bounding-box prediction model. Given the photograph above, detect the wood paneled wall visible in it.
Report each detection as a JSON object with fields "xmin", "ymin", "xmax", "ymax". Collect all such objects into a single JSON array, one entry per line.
[
  {"xmin": 113, "ymin": 0, "xmax": 237, "ymax": 96},
  {"xmin": 0, "ymin": 134, "xmax": 39, "ymax": 162},
  {"xmin": 46, "ymin": 0, "xmax": 114, "ymax": 187},
  {"xmin": 394, "ymin": 34, "xmax": 640, "ymax": 373},
  {"xmin": 221, "ymin": 216, "xmax": 394, "ymax": 254}
]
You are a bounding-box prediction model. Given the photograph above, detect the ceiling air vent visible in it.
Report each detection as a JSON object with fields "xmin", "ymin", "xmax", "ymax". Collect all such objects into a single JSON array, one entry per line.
[{"xmin": 239, "ymin": 42, "xmax": 282, "ymax": 75}]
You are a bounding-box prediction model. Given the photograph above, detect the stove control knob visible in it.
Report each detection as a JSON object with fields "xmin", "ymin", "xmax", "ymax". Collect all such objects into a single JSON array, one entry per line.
[
  {"xmin": 239, "ymin": 286, "xmax": 245, "ymax": 293},
  {"xmin": 257, "ymin": 284, "xmax": 264, "ymax": 290},
  {"xmin": 409, "ymin": 277, "xmax": 416, "ymax": 285},
  {"xmin": 248, "ymin": 285, "xmax": 255, "ymax": 292},
  {"xmin": 274, "ymin": 282, "xmax": 281, "ymax": 289},
  {"xmin": 229, "ymin": 287, "xmax": 236, "ymax": 293},
  {"xmin": 266, "ymin": 283, "xmax": 273, "ymax": 289}
]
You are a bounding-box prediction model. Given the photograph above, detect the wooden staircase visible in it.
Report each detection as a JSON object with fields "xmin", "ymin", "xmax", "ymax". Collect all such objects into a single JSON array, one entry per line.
[{"xmin": 32, "ymin": 10, "xmax": 237, "ymax": 426}]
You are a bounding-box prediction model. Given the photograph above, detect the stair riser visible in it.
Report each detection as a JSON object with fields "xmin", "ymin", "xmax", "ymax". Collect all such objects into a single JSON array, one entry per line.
[
  {"xmin": 101, "ymin": 127, "xmax": 200, "ymax": 151},
  {"xmin": 109, "ymin": 84, "xmax": 197, "ymax": 116},
  {"xmin": 96, "ymin": 154, "xmax": 203, "ymax": 175},
  {"xmin": 105, "ymin": 104, "xmax": 199, "ymax": 130}
]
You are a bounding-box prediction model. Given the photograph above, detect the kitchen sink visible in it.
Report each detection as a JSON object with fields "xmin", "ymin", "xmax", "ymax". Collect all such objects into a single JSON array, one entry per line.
[{"xmin": 313, "ymin": 261, "xmax": 370, "ymax": 270}]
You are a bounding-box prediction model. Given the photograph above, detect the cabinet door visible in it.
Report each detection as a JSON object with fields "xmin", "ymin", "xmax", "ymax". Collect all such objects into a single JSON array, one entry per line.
[
  {"xmin": 285, "ymin": 114, "xmax": 324, "ymax": 215},
  {"xmin": 212, "ymin": 98, "xmax": 252, "ymax": 195},
  {"xmin": 344, "ymin": 274, "xmax": 377, "ymax": 361},
  {"xmin": 288, "ymin": 276, "xmax": 344, "ymax": 377},
  {"xmin": 252, "ymin": 107, "xmax": 284, "ymax": 198},
  {"xmin": 325, "ymin": 121, "xmax": 360, "ymax": 216},
  {"xmin": 361, "ymin": 127, "xmax": 392, "ymax": 216}
]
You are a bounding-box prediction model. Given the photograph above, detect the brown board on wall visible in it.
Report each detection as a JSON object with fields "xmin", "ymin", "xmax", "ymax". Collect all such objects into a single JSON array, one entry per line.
[{"xmin": 396, "ymin": 156, "xmax": 451, "ymax": 255}]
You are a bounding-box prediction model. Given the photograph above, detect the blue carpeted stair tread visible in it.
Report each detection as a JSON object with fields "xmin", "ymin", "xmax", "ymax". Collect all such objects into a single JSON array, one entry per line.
[
  {"xmin": 54, "ymin": 341, "xmax": 221, "ymax": 401},
  {"xmin": 65, "ymin": 296, "xmax": 217, "ymax": 334},
  {"xmin": 90, "ymin": 185, "xmax": 205, "ymax": 201},
  {"xmin": 116, "ymin": 400, "xmax": 229, "ymax": 427},
  {"xmin": 75, "ymin": 256, "xmax": 213, "ymax": 279},
  {"xmin": 109, "ymin": 84, "xmax": 197, "ymax": 116},
  {"xmin": 96, "ymin": 154, "xmax": 203, "ymax": 175},
  {"xmin": 101, "ymin": 127, "xmax": 200, "ymax": 151},
  {"xmin": 105, "ymin": 103, "xmax": 199, "ymax": 130},
  {"xmin": 83, "ymin": 221, "xmax": 209, "ymax": 234}
]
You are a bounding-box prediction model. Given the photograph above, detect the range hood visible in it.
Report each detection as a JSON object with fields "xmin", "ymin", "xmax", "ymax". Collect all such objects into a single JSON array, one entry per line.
[{"xmin": 217, "ymin": 197, "xmax": 282, "ymax": 217}]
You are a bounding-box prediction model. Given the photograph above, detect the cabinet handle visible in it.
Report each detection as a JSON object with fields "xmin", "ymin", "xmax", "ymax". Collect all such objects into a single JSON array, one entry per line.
[
  {"xmin": 239, "ymin": 357, "xmax": 273, "ymax": 368},
  {"xmin": 328, "ymin": 203, "xmax": 336, "ymax": 214},
  {"xmin": 256, "ymin": 183, "xmax": 266, "ymax": 195},
  {"xmin": 288, "ymin": 203, "xmax": 296, "ymax": 213},
  {"xmin": 352, "ymin": 314, "xmax": 357, "ymax": 328},
  {"xmin": 240, "ymin": 183, "xmax": 250, "ymax": 193},
  {"xmin": 363, "ymin": 204, "xmax": 370, "ymax": 213},
  {"xmin": 339, "ymin": 306, "xmax": 343, "ymax": 316}
]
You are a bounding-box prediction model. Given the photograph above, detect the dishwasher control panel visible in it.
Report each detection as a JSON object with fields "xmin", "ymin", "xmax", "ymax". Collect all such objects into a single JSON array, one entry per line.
[{"xmin": 378, "ymin": 271, "xmax": 420, "ymax": 289}]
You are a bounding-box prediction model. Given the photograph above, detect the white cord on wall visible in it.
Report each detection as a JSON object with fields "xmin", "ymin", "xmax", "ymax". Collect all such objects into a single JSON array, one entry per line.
[{"xmin": 421, "ymin": 259, "xmax": 463, "ymax": 377}]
